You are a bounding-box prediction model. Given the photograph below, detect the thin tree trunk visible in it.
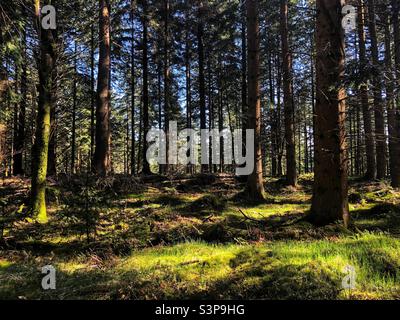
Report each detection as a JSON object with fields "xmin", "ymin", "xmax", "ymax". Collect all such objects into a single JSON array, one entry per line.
[
  {"xmin": 141, "ymin": 0, "xmax": 151, "ymax": 175},
  {"xmin": 358, "ymin": 0, "xmax": 376, "ymax": 179},
  {"xmin": 246, "ymin": 0, "xmax": 265, "ymax": 200},
  {"xmin": 90, "ymin": 22, "xmax": 95, "ymax": 172},
  {"xmin": 367, "ymin": 0, "xmax": 387, "ymax": 179},
  {"xmin": 71, "ymin": 41, "xmax": 77, "ymax": 174},
  {"xmin": 280, "ymin": 0, "xmax": 297, "ymax": 186},
  {"xmin": 198, "ymin": 2, "xmax": 207, "ymax": 173},
  {"xmin": 130, "ymin": 1, "xmax": 136, "ymax": 175},
  {"xmin": 391, "ymin": 0, "xmax": 400, "ymax": 187}
]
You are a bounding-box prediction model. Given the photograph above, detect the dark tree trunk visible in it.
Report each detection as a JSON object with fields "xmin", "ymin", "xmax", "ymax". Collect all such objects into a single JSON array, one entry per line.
[
  {"xmin": 391, "ymin": 0, "xmax": 400, "ymax": 187},
  {"xmin": 367, "ymin": 0, "xmax": 387, "ymax": 179},
  {"xmin": 309, "ymin": 0, "xmax": 350, "ymax": 227},
  {"xmin": 357, "ymin": 0, "xmax": 376, "ymax": 179},
  {"xmin": 280, "ymin": 0, "xmax": 297, "ymax": 186},
  {"xmin": 198, "ymin": 2, "xmax": 207, "ymax": 173},
  {"xmin": 141, "ymin": 0, "xmax": 151, "ymax": 175},
  {"xmin": 130, "ymin": 2, "xmax": 136, "ymax": 175},
  {"xmin": 94, "ymin": 0, "xmax": 111, "ymax": 176},
  {"xmin": 246, "ymin": 0, "xmax": 265, "ymax": 200}
]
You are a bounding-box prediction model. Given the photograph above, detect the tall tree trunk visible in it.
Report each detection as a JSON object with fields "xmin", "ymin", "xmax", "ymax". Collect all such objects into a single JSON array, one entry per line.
[
  {"xmin": 198, "ymin": 2, "xmax": 207, "ymax": 173},
  {"xmin": 130, "ymin": 1, "xmax": 136, "ymax": 175},
  {"xmin": 241, "ymin": 1, "xmax": 248, "ymax": 162},
  {"xmin": 90, "ymin": 22, "xmax": 95, "ymax": 172},
  {"xmin": 164, "ymin": 0, "xmax": 170, "ymax": 174},
  {"xmin": 382, "ymin": 11, "xmax": 398, "ymax": 188},
  {"xmin": 246, "ymin": 0, "xmax": 265, "ymax": 200},
  {"xmin": 31, "ymin": 0, "xmax": 57, "ymax": 223},
  {"xmin": 280, "ymin": 0, "xmax": 297, "ymax": 186},
  {"xmin": 276, "ymin": 51, "xmax": 283, "ymax": 176},
  {"xmin": 357, "ymin": 0, "xmax": 376, "ymax": 179},
  {"xmin": 94, "ymin": 0, "xmax": 111, "ymax": 176},
  {"xmin": 367, "ymin": 0, "xmax": 387, "ymax": 179},
  {"xmin": 71, "ymin": 41, "xmax": 77, "ymax": 174},
  {"xmin": 309, "ymin": 0, "xmax": 349, "ymax": 226},
  {"xmin": 185, "ymin": 23, "xmax": 193, "ymax": 175},
  {"xmin": 141, "ymin": 0, "xmax": 151, "ymax": 175},
  {"xmin": 392, "ymin": 0, "xmax": 400, "ymax": 187}
]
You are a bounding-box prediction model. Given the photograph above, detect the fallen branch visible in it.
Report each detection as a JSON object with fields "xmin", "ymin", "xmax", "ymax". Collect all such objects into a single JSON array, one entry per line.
[{"xmin": 237, "ymin": 208, "xmax": 265, "ymax": 225}]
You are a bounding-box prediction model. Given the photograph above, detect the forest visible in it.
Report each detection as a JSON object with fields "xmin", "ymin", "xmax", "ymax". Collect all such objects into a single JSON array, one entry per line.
[{"xmin": 0, "ymin": 0, "xmax": 399, "ymax": 301}]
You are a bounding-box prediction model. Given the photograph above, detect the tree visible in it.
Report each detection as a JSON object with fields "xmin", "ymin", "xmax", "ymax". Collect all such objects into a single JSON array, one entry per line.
[
  {"xmin": 141, "ymin": 0, "xmax": 151, "ymax": 175},
  {"xmin": 392, "ymin": 0, "xmax": 400, "ymax": 187},
  {"xmin": 367, "ymin": 0, "xmax": 387, "ymax": 179},
  {"xmin": 357, "ymin": 0, "xmax": 376, "ymax": 180},
  {"xmin": 246, "ymin": 0, "xmax": 265, "ymax": 201},
  {"xmin": 309, "ymin": 0, "xmax": 349, "ymax": 226},
  {"xmin": 280, "ymin": 0, "xmax": 297, "ymax": 186},
  {"xmin": 198, "ymin": 1, "xmax": 207, "ymax": 174},
  {"xmin": 30, "ymin": 0, "xmax": 57, "ymax": 223},
  {"xmin": 94, "ymin": 0, "xmax": 111, "ymax": 176}
]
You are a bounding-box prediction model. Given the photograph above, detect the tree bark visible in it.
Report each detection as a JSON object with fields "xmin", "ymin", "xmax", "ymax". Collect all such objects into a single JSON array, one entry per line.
[
  {"xmin": 367, "ymin": 0, "xmax": 387, "ymax": 179},
  {"xmin": 391, "ymin": 0, "xmax": 400, "ymax": 187},
  {"xmin": 246, "ymin": 0, "xmax": 265, "ymax": 200},
  {"xmin": 31, "ymin": 0, "xmax": 57, "ymax": 223},
  {"xmin": 309, "ymin": 0, "xmax": 349, "ymax": 226},
  {"xmin": 141, "ymin": 0, "xmax": 151, "ymax": 175},
  {"xmin": 280, "ymin": 0, "xmax": 297, "ymax": 186},
  {"xmin": 357, "ymin": 0, "xmax": 376, "ymax": 180},
  {"xmin": 198, "ymin": 2, "xmax": 207, "ymax": 173},
  {"xmin": 94, "ymin": 0, "xmax": 112, "ymax": 176}
]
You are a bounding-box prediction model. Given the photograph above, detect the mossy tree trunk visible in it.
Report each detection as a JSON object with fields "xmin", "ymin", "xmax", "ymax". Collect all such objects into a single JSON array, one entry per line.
[
  {"xmin": 31, "ymin": 0, "xmax": 57, "ymax": 223},
  {"xmin": 309, "ymin": 0, "xmax": 349, "ymax": 226}
]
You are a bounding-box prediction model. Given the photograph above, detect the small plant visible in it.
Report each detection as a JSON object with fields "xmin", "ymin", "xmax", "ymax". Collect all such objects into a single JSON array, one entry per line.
[{"xmin": 59, "ymin": 176, "xmax": 109, "ymax": 243}]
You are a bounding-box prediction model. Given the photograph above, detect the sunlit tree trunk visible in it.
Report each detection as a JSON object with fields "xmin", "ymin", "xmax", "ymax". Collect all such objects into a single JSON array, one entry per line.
[{"xmin": 31, "ymin": 0, "xmax": 56, "ymax": 223}]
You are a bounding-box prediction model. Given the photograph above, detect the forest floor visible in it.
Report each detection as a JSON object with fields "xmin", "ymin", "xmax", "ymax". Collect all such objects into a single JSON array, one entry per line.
[{"xmin": 0, "ymin": 174, "xmax": 400, "ymax": 300}]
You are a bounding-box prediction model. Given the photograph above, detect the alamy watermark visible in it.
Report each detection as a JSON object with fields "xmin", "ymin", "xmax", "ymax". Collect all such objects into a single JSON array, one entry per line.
[
  {"xmin": 41, "ymin": 265, "xmax": 56, "ymax": 290},
  {"xmin": 146, "ymin": 122, "xmax": 254, "ymax": 176}
]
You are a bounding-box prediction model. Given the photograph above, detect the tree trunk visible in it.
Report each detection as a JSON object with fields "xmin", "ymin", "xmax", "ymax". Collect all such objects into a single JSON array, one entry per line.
[
  {"xmin": 90, "ymin": 22, "xmax": 95, "ymax": 172},
  {"xmin": 246, "ymin": 0, "xmax": 265, "ymax": 200},
  {"xmin": 30, "ymin": 0, "xmax": 56, "ymax": 223},
  {"xmin": 130, "ymin": 1, "xmax": 136, "ymax": 175},
  {"xmin": 197, "ymin": 2, "xmax": 207, "ymax": 173},
  {"xmin": 357, "ymin": 0, "xmax": 376, "ymax": 179},
  {"xmin": 309, "ymin": 0, "xmax": 349, "ymax": 226},
  {"xmin": 71, "ymin": 41, "xmax": 77, "ymax": 174},
  {"xmin": 280, "ymin": 0, "xmax": 297, "ymax": 186},
  {"xmin": 367, "ymin": 0, "xmax": 387, "ymax": 179},
  {"xmin": 391, "ymin": 0, "xmax": 400, "ymax": 187},
  {"xmin": 141, "ymin": 0, "xmax": 151, "ymax": 175},
  {"xmin": 94, "ymin": 0, "xmax": 111, "ymax": 176}
]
